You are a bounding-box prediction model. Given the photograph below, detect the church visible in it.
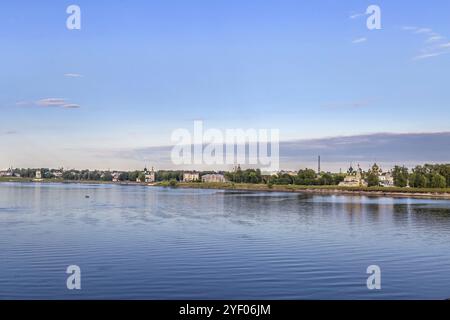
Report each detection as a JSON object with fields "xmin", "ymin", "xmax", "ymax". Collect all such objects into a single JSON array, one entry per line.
[{"xmin": 339, "ymin": 165, "xmax": 368, "ymax": 187}]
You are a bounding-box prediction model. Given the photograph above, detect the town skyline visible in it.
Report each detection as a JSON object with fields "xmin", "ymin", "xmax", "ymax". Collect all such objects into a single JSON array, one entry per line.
[{"xmin": 0, "ymin": 155, "xmax": 447, "ymax": 175}]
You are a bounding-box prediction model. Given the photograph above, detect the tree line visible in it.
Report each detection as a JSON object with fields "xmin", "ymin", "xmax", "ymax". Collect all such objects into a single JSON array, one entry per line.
[
  {"xmin": 224, "ymin": 168, "xmax": 345, "ymax": 186},
  {"xmin": 6, "ymin": 164, "xmax": 450, "ymax": 188},
  {"xmin": 392, "ymin": 164, "xmax": 449, "ymax": 188}
]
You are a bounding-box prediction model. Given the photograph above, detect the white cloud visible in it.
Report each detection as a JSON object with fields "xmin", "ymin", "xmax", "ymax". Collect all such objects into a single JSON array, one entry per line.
[
  {"xmin": 427, "ymin": 35, "xmax": 443, "ymax": 42},
  {"xmin": 412, "ymin": 52, "xmax": 447, "ymax": 61},
  {"xmin": 37, "ymin": 98, "xmax": 67, "ymax": 107},
  {"xmin": 349, "ymin": 12, "xmax": 365, "ymax": 19},
  {"xmin": 403, "ymin": 26, "xmax": 450, "ymax": 61},
  {"xmin": 15, "ymin": 98, "xmax": 81, "ymax": 109},
  {"xmin": 64, "ymin": 73, "xmax": 83, "ymax": 78},
  {"xmin": 32, "ymin": 98, "xmax": 81, "ymax": 109},
  {"xmin": 62, "ymin": 104, "xmax": 81, "ymax": 109},
  {"xmin": 352, "ymin": 37, "xmax": 367, "ymax": 44},
  {"xmin": 415, "ymin": 28, "xmax": 433, "ymax": 34}
]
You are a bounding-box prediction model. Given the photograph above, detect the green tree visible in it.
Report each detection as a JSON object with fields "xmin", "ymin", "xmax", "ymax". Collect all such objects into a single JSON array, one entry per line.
[
  {"xmin": 333, "ymin": 174, "xmax": 345, "ymax": 185},
  {"xmin": 366, "ymin": 172, "xmax": 380, "ymax": 187},
  {"xmin": 62, "ymin": 171, "xmax": 76, "ymax": 180},
  {"xmin": 294, "ymin": 169, "xmax": 317, "ymax": 185},
  {"xmin": 392, "ymin": 166, "xmax": 409, "ymax": 187},
  {"xmin": 318, "ymin": 172, "xmax": 334, "ymax": 185},
  {"xmin": 119, "ymin": 172, "xmax": 129, "ymax": 181},
  {"xmin": 430, "ymin": 173, "xmax": 446, "ymax": 188},
  {"xmin": 137, "ymin": 172, "xmax": 146, "ymax": 182},
  {"xmin": 410, "ymin": 173, "xmax": 428, "ymax": 188},
  {"xmin": 102, "ymin": 172, "xmax": 113, "ymax": 181},
  {"xmin": 129, "ymin": 171, "xmax": 139, "ymax": 182}
]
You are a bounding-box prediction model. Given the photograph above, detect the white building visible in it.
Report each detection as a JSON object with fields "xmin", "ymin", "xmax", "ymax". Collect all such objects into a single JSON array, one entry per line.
[
  {"xmin": 370, "ymin": 163, "xmax": 395, "ymax": 187},
  {"xmin": 0, "ymin": 168, "xmax": 13, "ymax": 177},
  {"xmin": 202, "ymin": 174, "xmax": 227, "ymax": 183},
  {"xmin": 379, "ymin": 172, "xmax": 394, "ymax": 187},
  {"xmin": 51, "ymin": 168, "xmax": 63, "ymax": 178},
  {"xmin": 183, "ymin": 172, "xmax": 200, "ymax": 182},
  {"xmin": 145, "ymin": 167, "xmax": 155, "ymax": 183},
  {"xmin": 35, "ymin": 170, "xmax": 42, "ymax": 179},
  {"xmin": 53, "ymin": 171, "xmax": 63, "ymax": 178},
  {"xmin": 112, "ymin": 172, "xmax": 121, "ymax": 182},
  {"xmin": 339, "ymin": 165, "xmax": 368, "ymax": 187}
]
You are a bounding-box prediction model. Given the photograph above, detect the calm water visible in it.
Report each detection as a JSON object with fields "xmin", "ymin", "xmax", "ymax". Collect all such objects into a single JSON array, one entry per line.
[{"xmin": 1, "ymin": 182, "xmax": 450, "ymax": 300}]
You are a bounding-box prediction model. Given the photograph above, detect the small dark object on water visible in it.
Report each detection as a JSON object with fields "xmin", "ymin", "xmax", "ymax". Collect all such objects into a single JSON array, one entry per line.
[{"xmin": 85, "ymin": 195, "xmax": 90, "ymax": 199}]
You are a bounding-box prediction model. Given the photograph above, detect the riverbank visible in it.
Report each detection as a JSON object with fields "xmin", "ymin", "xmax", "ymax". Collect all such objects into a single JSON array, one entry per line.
[
  {"xmin": 170, "ymin": 182, "xmax": 450, "ymax": 199},
  {"xmin": 0, "ymin": 177, "xmax": 145, "ymax": 186},
  {"xmin": 2, "ymin": 177, "xmax": 450, "ymax": 199}
]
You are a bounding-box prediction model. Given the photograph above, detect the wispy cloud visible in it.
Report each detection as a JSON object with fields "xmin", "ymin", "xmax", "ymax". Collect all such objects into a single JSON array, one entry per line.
[
  {"xmin": 64, "ymin": 73, "xmax": 83, "ymax": 78},
  {"xmin": 402, "ymin": 26, "xmax": 450, "ymax": 61},
  {"xmin": 37, "ymin": 98, "xmax": 68, "ymax": 107},
  {"xmin": 61, "ymin": 104, "xmax": 81, "ymax": 109},
  {"xmin": 415, "ymin": 28, "xmax": 433, "ymax": 34},
  {"xmin": 16, "ymin": 98, "xmax": 81, "ymax": 109},
  {"xmin": 322, "ymin": 99, "xmax": 372, "ymax": 109},
  {"xmin": 349, "ymin": 9, "xmax": 370, "ymax": 45},
  {"xmin": 412, "ymin": 52, "xmax": 448, "ymax": 61},
  {"xmin": 426, "ymin": 35, "xmax": 443, "ymax": 43},
  {"xmin": 352, "ymin": 37, "xmax": 367, "ymax": 44},
  {"xmin": 1, "ymin": 130, "xmax": 18, "ymax": 135},
  {"xmin": 349, "ymin": 13, "xmax": 365, "ymax": 19}
]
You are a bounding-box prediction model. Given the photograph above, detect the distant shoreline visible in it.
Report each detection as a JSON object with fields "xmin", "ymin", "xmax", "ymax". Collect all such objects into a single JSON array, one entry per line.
[
  {"xmin": 2, "ymin": 177, "xmax": 450, "ymax": 200},
  {"xmin": 173, "ymin": 182, "xmax": 450, "ymax": 200},
  {"xmin": 0, "ymin": 177, "xmax": 144, "ymax": 186}
]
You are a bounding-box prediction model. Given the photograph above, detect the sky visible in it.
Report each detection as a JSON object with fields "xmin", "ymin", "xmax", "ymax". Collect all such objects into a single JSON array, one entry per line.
[{"xmin": 1, "ymin": 0, "xmax": 450, "ymax": 171}]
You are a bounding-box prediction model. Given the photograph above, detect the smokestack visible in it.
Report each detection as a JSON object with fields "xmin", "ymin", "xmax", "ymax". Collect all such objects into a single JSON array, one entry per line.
[{"xmin": 318, "ymin": 155, "xmax": 321, "ymax": 174}]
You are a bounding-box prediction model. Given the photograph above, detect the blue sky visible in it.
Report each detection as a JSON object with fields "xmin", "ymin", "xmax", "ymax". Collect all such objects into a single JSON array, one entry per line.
[{"xmin": 1, "ymin": 0, "xmax": 450, "ymax": 170}]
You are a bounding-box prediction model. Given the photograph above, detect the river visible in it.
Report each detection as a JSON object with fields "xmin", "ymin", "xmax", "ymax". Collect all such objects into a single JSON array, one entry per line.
[{"xmin": 1, "ymin": 182, "xmax": 449, "ymax": 299}]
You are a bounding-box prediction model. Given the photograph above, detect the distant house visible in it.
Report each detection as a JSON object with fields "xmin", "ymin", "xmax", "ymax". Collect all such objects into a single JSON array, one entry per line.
[
  {"xmin": 52, "ymin": 168, "xmax": 64, "ymax": 179},
  {"xmin": 53, "ymin": 171, "xmax": 63, "ymax": 178},
  {"xmin": 202, "ymin": 174, "xmax": 227, "ymax": 183},
  {"xmin": 0, "ymin": 168, "xmax": 13, "ymax": 177},
  {"xmin": 112, "ymin": 172, "xmax": 121, "ymax": 182},
  {"xmin": 183, "ymin": 172, "xmax": 200, "ymax": 182},
  {"xmin": 369, "ymin": 163, "xmax": 394, "ymax": 187},
  {"xmin": 379, "ymin": 172, "xmax": 394, "ymax": 187}
]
